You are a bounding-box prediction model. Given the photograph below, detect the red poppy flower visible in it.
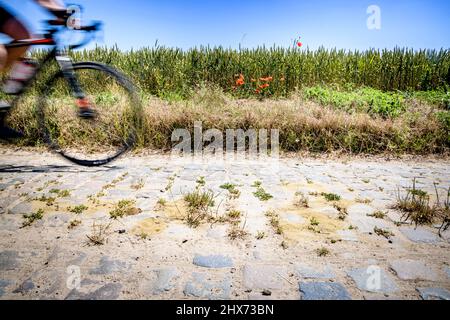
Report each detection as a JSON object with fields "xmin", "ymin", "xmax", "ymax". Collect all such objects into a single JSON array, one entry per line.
[
  {"xmin": 235, "ymin": 74, "xmax": 245, "ymax": 86},
  {"xmin": 297, "ymin": 42, "xmax": 303, "ymax": 47}
]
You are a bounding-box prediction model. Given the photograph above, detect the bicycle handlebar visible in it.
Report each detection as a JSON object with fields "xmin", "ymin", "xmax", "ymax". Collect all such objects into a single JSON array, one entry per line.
[
  {"xmin": 43, "ymin": 19, "xmax": 102, "ymax": 50},
  {"xmin": 69, "ymin": 21, "xmax": 102, "ymax": 49}
]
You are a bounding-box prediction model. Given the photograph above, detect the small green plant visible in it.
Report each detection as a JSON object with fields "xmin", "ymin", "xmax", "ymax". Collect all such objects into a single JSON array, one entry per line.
[
  {"xmin": 265, "ymin": 210, "xmax": 283, "ymax": 235},
  {"xmin": 294, "ymin": 191, "xmax": 309, "ymax": 208},
  {"xmin": 310, "ymin": 217, "xmax": 320, "ymax": 226},
  {"xmin": 252, "ymin": 181, "xmax": 262, "ymax": 188},
  {"xmin": 68, "ymin": 204, "xmax": 88, "ymax": 214},
  {"xmin": 220, "ymin": 183, "xmax": 235, "ymax": 190},
  {"xmin": 227, "ymin": 210, "xmax": 241, "ymax": 219},
  {"xmin": 316, "ymin": 247, "xmax": 330, "ymax": 257},
  {"xmin": 36, "ymin": 195, "xmax": 56, "ymax": 206},
  {"xmin": 109, "ymin": 200, "xmax": 142, "ymax": 219},
  {"xmin": 22, "ymin": 209, "xmax": 44, "ymax": 228},
  {"xmin": 131, "ymin": 179, "xmax": 145, "ymax": 190},
  {"xmin": 253, "ymin": 187, "xmax": 273, "ymax": 201},
  {"xmin": 322, "ymin": 193, "xmax": 341, "ymax": 202},
  {"xmin": 393, "ymin": 178, "xmax": 435, "ymax": 226},
  {"xmin": 139, "ymin": 232, "xmax": 149, "ymax": 240},
  {"xmin": 220, "ymin": 183, "xmax": 241, "ymax": 199},
  {"xmin": 436, "ymin": 185, "xmax": 450, "ymax": 237},
  {"xmin": 165, "ymin": 175, "xmax": 175, "ymax": 191},
  {"xmin": 184, "ymin": 189, "xmax": 215, "ymax": 227},
  {"xmin": 157, "ymin": 198, "xmax": 167, "ymax": 207},
  {"xmin": 373, "ymin": 227, "xmax": 394, "ymax": 239},
  {"xmin": 184, "ymin": 190, "xmax": 215, "ymax": 211},
  {"xmin": 333, "ymin": 203, "xmax": 348, "ymax": 220},
  {"xmin": 196, "ymin": 176, "xmax": 206, "ymax": 187},
  {"xmin": 355, "ymin": 198, "xmax": 372, "ymax": 204},
  {"xmin": 368, "ymin": 211, "xmax": 387, "ymax": 219},
  {"xmin": 256, "ymin": 231, "xmax": 266, "ymax": 240},
  {"xmin": 68, "ymin": 219, "xmax": 82, "ymax": 229},
  {"xmin": 50, "ymin": 189, "xmax": 71, "ymax": 198}
]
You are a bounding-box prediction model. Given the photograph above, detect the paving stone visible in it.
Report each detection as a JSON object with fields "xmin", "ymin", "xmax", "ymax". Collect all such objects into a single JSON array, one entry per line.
[
  {"xmin": 0, "ymin": 196, "xmax": 19, "ymax": 214},
  {"xmin": 184, "ymin": 272, "xmax": 231, "ymax": 300},
  {"xmin": 13, "ymin": 278, "xmax": 34, "ymax": 294},
  {"xmin": 445, "ymin": 266, "xmax": 450, "ymax": 279},
  {"xmin": 193, "ymin": 254, "xmax": 233, "ymax": 268},
  {"xmin": 0, "ymin": 216, "xmax": 21, "ymax": 231},
  {"xmin": 0, "ymin": 280, "xmax": 11, "ymax": 297},
  {"xmin": 7, "ymin": 201, "xmax": 32, "ymax": 215},
  {"xmin": 243, "ymin": 265, "xmax": 287, "ymax": 290},
  {"xmin": 282, "ymin": 213, "xmax": 305, "ymax": 224},
  {"xmin": 66, "ymin": 283, "xmax": 122, "ymax": 300},
  {"xmin": 347, "ymin": 205, "xmax": 392, "ymax": 233},
  {"xmin": 46, "ymin": 214, "xmax": 71, "ymax": 227},
  {"xmin": 417, "ymin": 287, "xmax": 450, "ymax": 300},
  {"xmin": 144, "ymin": 267, "xmax": 180, "ymax": 295},
  {"xmin": 299, "ymin": 282, "xmax": 351, "ymax": 300},
  {"xmin": 41, "ymin": 271, "xmax": 64, "ymax": 296},
  {"xmin": 399, "ymin": 227, "xmax": 441, "ymax": 244},
  {"xmin": 317, "ymin": 206, "xmax": 339, "ymax": 217},
  {"xmin": 68, "ymin": 252, "xmax": 87, "ymax": 266},
  {"xmin": 296, "ymin": 264, "xmax": 336, "ymax": 279},
  {"xmin": 89, "ymin": 256, "xmax": 128, "ymax": 275},
  {"xmin": 0, "ymin": 250, "xmax": 20, "ymax": 270},
  {"xmin": 337, "ymin": 230, "xmax": 358, "ymax": 242},
  {"xmin": 103, "ymin": 189, "xmax": 136, "ymax": 200},
  {"xmin": 347, "ymin": 267, "xmax": 398, "ymax": 294},
  {"xmin": 347, "ymin": 204, "xmax": 376, "ymax": 216},
  {"xmin": 390, "ymin": 259, "xmax": 439, "ymax": 281},
  {"xmin": 206, "ymin": 225, "xmax": 228, "ymax": 239}
]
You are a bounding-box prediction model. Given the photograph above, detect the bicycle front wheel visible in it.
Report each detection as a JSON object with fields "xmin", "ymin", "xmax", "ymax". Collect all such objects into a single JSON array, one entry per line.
[{"xmin": 38, "ymin": 62, "xmax": 143, "ymax": 166}]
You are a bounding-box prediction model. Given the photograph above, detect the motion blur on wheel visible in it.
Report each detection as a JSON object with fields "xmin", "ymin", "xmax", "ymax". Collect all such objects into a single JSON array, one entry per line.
[{"xmin": 38, "ymin": 62, "xmax": 142, "ymax": 167}]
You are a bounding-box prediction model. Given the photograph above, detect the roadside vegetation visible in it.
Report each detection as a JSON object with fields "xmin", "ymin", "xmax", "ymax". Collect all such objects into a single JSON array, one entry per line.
[
  {"xmin": 393, "ymin": 179, "xmax": 450, "ymax": 236},
  {"xmin": 2, "ymin": 46, "xmax": 449, "ymax": 155}
]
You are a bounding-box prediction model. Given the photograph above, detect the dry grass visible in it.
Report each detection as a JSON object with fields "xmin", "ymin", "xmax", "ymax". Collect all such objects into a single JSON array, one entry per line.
[
  {"xmin": 183, "ymin": 188, "xmax": 216, "ymax": 227},
  {"xmin": 373, "ymin": 227, "xmax": 394, "ymax": 239},
  {"xmin": 5, "ymin": 88, "xmax": 449, "ymax": 154},
  {"xmin": 86, "ymin": 221, "xmax": 112, "ymax": 246},
  {"xmin": 265, "ymin": 210, "xmax": 283, "ymax": 235},
  {"xmin": 393, "ymin": 179, "xmax": 450, "ymax": 235},
  {"xmin": 294, "ymin": 191, "xmax": 309, "ymax": 208},
  {"xmin": 368, "ymin": 210, "xmax": 387, "ymax": 219}
]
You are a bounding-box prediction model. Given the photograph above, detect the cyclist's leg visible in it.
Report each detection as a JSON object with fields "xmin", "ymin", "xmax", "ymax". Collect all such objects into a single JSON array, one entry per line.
[
  {"xmin": 0, "ymin": 8, "xmax": 28, "ymax": 138},
  {"xmin": 1, "ymin": 14, "xmax": 31, "ymax": 71},
  {"xmin": 0, "ymin": 44, "xmax": 6, "ymax": 70}
]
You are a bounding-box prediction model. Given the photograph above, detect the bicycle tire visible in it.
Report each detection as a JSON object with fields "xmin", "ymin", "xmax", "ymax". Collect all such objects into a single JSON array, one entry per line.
[{"xmin": 37, "ymin": 62, "xmax": 143, "ymax": 167}]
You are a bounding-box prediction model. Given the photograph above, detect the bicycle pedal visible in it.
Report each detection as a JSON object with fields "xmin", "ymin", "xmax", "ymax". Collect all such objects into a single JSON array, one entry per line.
[
  {"xmin": 0, "ymin": 101, "xmax": 12, "ymax": 113},
  {"xmin": 78, "ymin": 109, "xmax": 96, "ymax": 119}
]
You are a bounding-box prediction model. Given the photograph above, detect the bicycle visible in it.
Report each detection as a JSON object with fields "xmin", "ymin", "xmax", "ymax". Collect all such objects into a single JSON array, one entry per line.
[{"xmin": 0, "ymin": 14, "xmax": 143, "ymax": 167}]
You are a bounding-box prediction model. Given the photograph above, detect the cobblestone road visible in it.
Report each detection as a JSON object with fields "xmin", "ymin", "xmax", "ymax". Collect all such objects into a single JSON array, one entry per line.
[{"xmin": 0, "ymin": 150, "xmax": 449, "ymax": 300}]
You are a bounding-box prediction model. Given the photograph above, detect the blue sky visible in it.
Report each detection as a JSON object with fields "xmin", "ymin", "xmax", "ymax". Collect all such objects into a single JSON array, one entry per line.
[{"xmin": 1, "ymin": 0, "xmax": 449, "ymax": 50}]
